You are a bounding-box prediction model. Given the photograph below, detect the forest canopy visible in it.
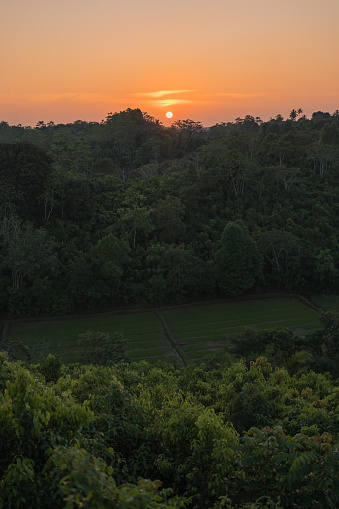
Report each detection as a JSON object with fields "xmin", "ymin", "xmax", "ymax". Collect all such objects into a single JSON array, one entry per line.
[
  {"xmin": 0, "ymin": 353, "xmax": 338, "ymax": 508},
  {"xmin": 0, "ymin": 108, "xmax": 338, "ymax": 316}
]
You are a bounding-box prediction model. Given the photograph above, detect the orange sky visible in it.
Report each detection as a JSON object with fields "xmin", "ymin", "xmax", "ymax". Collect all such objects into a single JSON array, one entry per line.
[{"xmin": 1, "ymin": 0, "xmax": 338, "ymax": 126}]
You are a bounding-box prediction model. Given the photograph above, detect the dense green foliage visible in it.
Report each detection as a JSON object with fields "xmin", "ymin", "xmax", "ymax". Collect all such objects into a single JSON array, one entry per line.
[
  {"xmin": 0, "ymin": 352, "xmax": 338, "ymax": 508},
  {"xmin": 0, "ymin": 108, "xmax": 338, "ymax": 316}
]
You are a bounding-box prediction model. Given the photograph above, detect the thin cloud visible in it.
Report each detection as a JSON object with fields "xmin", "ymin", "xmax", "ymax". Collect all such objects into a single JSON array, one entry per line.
[{"xmin": 133, "ymin": 89, "xmax": 196, "ymax": 98}]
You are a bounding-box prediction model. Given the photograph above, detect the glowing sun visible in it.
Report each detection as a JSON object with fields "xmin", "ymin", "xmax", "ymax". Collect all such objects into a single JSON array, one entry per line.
[{"xmin": 166, "ymin": 111, "xmax": 173, "ymax": 119}]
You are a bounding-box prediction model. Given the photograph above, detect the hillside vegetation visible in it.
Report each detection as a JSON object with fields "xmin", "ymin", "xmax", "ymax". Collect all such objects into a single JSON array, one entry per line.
[{"xmin": 0, "ymin": 109, "xmax": 338, "ymax": 317}]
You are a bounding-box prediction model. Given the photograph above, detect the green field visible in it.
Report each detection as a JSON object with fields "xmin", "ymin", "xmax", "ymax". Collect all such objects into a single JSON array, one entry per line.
[
  {"xmin": 310, "ymin": 295, "xmax": 339, "ymax": 315},
  {"xmin": 7, "ymin": 297, "xmax": 321, "ymax": 365},
  {"xmin": 8, "ymin": 311, "xmax": 178, "ymax": 364},
  {"xmin": 162, "ymin": 297, "xmax": 321, "ymax": 362}
]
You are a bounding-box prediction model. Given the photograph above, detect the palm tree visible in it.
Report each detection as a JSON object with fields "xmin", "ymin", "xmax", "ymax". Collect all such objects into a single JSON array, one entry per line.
[{"xmin": 289, "ymin": 109, "xmax": 297, "ymax": 121}]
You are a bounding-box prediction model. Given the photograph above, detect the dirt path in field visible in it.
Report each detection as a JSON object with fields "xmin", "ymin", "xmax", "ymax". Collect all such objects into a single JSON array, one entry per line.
[
  {"xmin": 161, "ymin": 313, "xmax": 193, "ymax": 364},
  {"xmin": 154, "ymin": 310, "xmax": 186, "ymax": 367},
  {"xmin": 293, "ymin": 295, "xmax": 322, "ymax": 314}
]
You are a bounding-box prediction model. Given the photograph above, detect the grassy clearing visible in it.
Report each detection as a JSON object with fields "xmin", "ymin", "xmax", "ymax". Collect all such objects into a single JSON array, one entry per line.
[
  {"xmin": 163, "ymin": 298, "xmax": 320, "ymax": 336},
  {"xmin": 9, "ymin": 311, "xmax": 170, "ymax": 364},
  {"xmin": 310, "ymin": 295, "xmax": 339, "ymax": 315},
  {"xmin": 144, "ymin": 353, "xmax": 180, "ymax": 365},
  {"xmin": 6, "ymin": 297, "xmax": 321, "ymax": 365},
  {"xmin": 128, "ymin": 345, "xmax": 173, "ymax": 357},
  {"xmin": 127, "ymin": 338, "xmax": 169, "ymax": 349},
  {"xmin": 162, "ymin": 297, "xmax": 321, "ymax": 362},
  {"xmin": 183, "ymin": 340, "xmax": 229, "ymax": 352}
]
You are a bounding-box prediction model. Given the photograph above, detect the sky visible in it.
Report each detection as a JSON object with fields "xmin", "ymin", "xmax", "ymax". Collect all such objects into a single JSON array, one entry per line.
[{"xmin": 1, "ymin": 0, "xmax": 339, "ymax": 127}]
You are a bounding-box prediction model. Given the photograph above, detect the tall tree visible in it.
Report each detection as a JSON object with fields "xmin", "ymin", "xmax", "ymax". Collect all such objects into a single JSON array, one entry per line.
[
  {"xmin": 0, "ymin": 142, "xmax": 53, "ymax": 220},
  {"xmin": 0, "ymin": 217, "xmax": 58, "ymax": 314},
  {"xmin": 213, "ymin": 222, "xmax": 262, "ymax": 295},
  {"xmin": 289, "ymin": 108, "xmax": 298, "ymax": 121}
]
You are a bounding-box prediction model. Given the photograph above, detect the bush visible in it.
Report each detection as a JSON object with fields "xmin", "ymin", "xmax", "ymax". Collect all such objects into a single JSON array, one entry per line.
[{"xmin": 78, "ymin": 331, "xmax": 128, "ymax": 365}]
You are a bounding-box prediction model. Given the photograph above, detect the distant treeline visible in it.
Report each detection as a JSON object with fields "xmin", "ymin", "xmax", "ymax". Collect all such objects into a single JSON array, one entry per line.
[{"xmin": 0, "ymin": 108, "xmax": 338, "ymax": 316}]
